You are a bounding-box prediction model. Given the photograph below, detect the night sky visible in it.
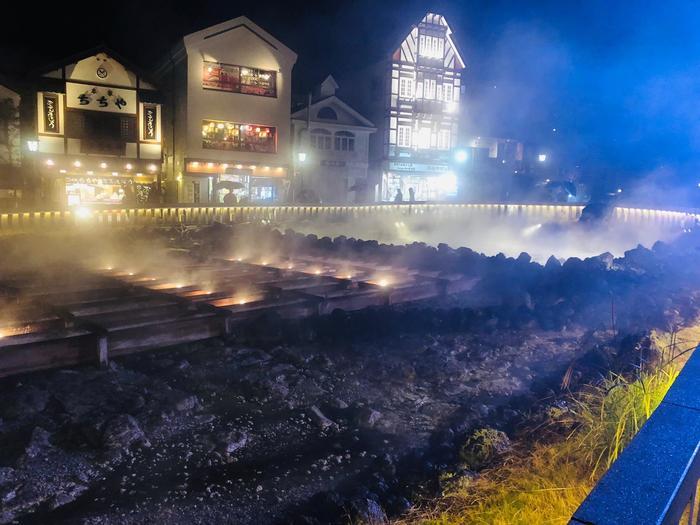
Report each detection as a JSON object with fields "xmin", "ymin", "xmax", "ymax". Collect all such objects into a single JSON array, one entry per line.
[{"xmin": 3, "ymin": 0, "xmax": 700, "ymax": 196}]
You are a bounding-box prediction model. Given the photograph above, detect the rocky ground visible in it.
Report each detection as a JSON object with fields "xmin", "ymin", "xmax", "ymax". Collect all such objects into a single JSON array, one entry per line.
[
  {"xmin": 1, "ymin": 222, "xmax": 700, "ymax": 524},
  {"xmin": 0, "ymin": 321, "xmax": 589, "ymax": 524}
]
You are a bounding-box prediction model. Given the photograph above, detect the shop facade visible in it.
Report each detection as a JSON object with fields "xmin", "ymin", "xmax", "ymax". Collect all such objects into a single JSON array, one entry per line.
[
  {"xmin": 23, "ymin": 48, "xmax": 163, "ymax": 208},
  {"xmin": 379, "ymin": 13, "xmax": 465, "ymax": 202},
  {"xmin": 156, "ymin": 16, "xmax": 297, "ymax": 204},
  {"xmin": 291, "ymin": 76, "xmax": 376, "ymax": 204}
]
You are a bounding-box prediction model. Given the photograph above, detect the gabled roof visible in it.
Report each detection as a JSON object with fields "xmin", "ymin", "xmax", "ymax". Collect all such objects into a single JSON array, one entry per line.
[
  {"xmin": 391, "ymin": 11, "xmax": 466, "ymax": 70},
  {"xmin": 32, "ymin": 44, "xmax": 159, "ymax": 87},
  {"xmin": 292, "ymin": 95, "xmax": 375, "ymax": 129},
  {"xmin": 183, "ymin": 16, "xmax": 297, "ymax": 62}
]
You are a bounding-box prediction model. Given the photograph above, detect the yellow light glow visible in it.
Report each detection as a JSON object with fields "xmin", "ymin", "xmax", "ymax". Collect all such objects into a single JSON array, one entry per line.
[
  {"xmin": 378, "ymin": 279, "xmax": 389, "ymax": 287},
  {"xmin": 73, "ymin": 160, "xmax": 81, "ymax": 168},
  {"xmin": 147, "ymin": 164, "xmax": 157, "ymax": 172},
  {"xmin": 99, "ymin": 162, "xmax": 107, "ymax": 169},
  {"xmin": 45, "ymin": 159, "xmax": 54, "ymax": 166},
  {"xmin": 74, "ymin": 206, "xmax": 91, "ymax": 219}
]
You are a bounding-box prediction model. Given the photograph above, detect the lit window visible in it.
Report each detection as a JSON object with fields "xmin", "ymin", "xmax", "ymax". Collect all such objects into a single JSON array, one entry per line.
[
  {"xmin": 417, "ymin": 128, "xmax": 431, "ymax": 149},
  {"xmin": 202, "ymin": 119, "xmax": 276, "ymax": 153},
  {"xmin": 202, "ymin": 62, "xmax": 276, "ymax": 97},
  {"xmin": 397, "ymin": 125, "xmax": 412, "ymax": 148},
  {"xmin": 438, "ymin": 129, "xmax": 451, "ymax": 150},
  {"xmin": 444, "ymin": 84, "xmax": 453, "ymax": 102},
  {"xmin": 399, "ymin": 77, "xmax": 414, "ymax": 99},
  {"xmin": 424, "ymin": 79, "xmax": 436, "ymax": 100},
  {"xmin": 419, "ymin": 35, "xmax": 444, "ymax": 59},
  {"xmin": 334, "ymin": 131, "xmax": 355, "ymax": 152}
]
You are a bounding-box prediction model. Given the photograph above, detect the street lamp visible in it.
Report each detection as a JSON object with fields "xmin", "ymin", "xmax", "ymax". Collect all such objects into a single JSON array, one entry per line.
[
  {"xmin": 297, "ymin": 152, "xmax": 307, "ymax": 163},
  {"xmin": 454, "ymin": 149, "xmax": 468, "ymax": 163},
  {"xmin": 26, "ymin": 140, "xmax": 39, "ymax": 152},
  {"xmin": 538, "ymin": 153, "xmax": 547, "ymax": 162}
]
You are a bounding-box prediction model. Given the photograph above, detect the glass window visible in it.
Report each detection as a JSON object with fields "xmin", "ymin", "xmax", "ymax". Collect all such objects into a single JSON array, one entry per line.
[
  {"xmin": 438, "ymin": 129, "xmax": 451, "ymax": 150},
  {"xmin": 202, "ymin": 62, "xmax": 276, "ymax": 97},
  {"xmin": 317, "ymin": 107, "xmax": 338, "ymax": 120},
  {"xmin": 419, "ymin": 35, "xmax": 444, "ymax": 59},
  {"xmin": 424, "ymin": 79, "xmax": 436, "ymax": 100},
  {"xmin": 334, "ymin": 131, "xmax": 355, "ymax": 152},
  {"xmin": 444, "ymin": 84, "xmax": 453, "ymax": 102},
  {"xmin": 399, "ymin": 78, "xmax": 414, "ymax": 99},
  {"xmin": 310, "ymin": 129, "xmax": 332, "ymax": 150},
  {"xmin": 417, "ymin": 127, "xmax": 431, "ymax": 149},
  {"xmin": 397, "ymin": 125, "xmax": 411, "ymax": 147},
  {"xmin": 202, "ymin": 120, "xmax": 277, "ymax": 153}
]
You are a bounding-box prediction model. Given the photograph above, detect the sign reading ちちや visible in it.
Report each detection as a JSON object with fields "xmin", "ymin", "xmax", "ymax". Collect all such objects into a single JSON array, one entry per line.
[{"xmin": 66, "ymin": 82, "xmax": 136, "ymax": 114}]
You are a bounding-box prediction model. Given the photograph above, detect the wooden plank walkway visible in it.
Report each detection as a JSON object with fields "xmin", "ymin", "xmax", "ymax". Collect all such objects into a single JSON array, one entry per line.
[{"xmin": 0, "ymin": 251, "xmax": 476, "ymax": 378}]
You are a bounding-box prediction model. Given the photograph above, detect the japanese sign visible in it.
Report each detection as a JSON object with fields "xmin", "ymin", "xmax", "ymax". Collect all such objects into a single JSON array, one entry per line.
[
  {"xmin": 42, "ymin": 93, "xmax": 60, "ymax": 133},
  {"xmin": 66, "ymin": 83, "xmax": 136, "ymax": 114},
  {"xmin": 143, "ymin": 105, "xmax": 157, "ymax": 141}
]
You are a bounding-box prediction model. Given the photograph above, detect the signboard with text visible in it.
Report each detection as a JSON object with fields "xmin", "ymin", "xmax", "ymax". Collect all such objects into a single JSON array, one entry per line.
[
  {"xmin": 142, "ymin": 105, "xmax": 158, "ymax": 141},
  {"xmin": 389, "ymin": 161, "xmax": 450, "ymax": 173},
  {"xmin": 42, "ymin": 93, "xmax": 60, "ymax": 133},
  {"xmin": 66, "ymin": 83, "xmax": 136, "ymax": 114}
]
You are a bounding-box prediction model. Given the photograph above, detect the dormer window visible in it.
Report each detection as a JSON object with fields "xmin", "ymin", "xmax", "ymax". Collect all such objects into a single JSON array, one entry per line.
[{"xmin": 317, "ymin": 107, "xmax": 338, "ymax": 120}]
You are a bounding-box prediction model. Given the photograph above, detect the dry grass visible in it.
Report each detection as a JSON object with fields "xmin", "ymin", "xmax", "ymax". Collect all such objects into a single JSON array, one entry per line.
[{"xmin": 395, "ymin": 351, "xmax": 683, "ymax": 525}]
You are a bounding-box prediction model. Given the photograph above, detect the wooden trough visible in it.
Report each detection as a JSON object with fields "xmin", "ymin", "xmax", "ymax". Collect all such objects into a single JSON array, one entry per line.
[{"xmin": 0, "ymin": 252, "xmax": 477, "ymax": 378}]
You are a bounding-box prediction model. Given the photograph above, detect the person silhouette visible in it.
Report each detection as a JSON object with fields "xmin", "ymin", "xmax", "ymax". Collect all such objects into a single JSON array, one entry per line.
[
  {"xmin": 408, "ymin": 187, "xmax": 415, "ymax": 202},
  {"xmin": 394, "ymin": 189, "xmax": 404, "ymax": 203}
]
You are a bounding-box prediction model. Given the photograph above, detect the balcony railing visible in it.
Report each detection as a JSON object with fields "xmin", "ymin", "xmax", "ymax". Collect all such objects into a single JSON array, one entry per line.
[{"xmin": 570, "ymin": 346, "xmax": 700, "ymax": 525}]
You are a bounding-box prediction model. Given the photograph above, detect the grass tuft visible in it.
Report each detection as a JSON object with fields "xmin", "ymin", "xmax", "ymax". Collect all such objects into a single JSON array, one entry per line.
[{"xmin": 396, "ymin": 357, "xmax": 682, "ymax": 525}]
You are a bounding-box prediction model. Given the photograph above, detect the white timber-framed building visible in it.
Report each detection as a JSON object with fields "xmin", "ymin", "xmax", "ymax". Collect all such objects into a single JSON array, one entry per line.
[{"xmin": 380, "ymin": 12, "xmax": 465, "ymax": 202}]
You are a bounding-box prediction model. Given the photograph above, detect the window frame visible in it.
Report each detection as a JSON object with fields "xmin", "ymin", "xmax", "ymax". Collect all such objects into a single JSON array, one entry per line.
[
  {"xmin": 201, "ymin": 119, "xmax": 277, "ymax": 153},
  {"xmin": 202, "ymin": 61, "xmax": 277, "ymax": 98},
  {"xmin": 397, "ymin": 125, "xmax": 412, "ymax": 148},
  {"xmin": 334, "ymin": 131, "xmax": 355, "ymax": 152}
]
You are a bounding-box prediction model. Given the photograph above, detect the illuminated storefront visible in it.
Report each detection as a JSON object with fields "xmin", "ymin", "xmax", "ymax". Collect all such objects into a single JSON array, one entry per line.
[
  {"xmin": 27, "ymin": 49, "xmax": 162, "ymax": 207},
  {"xmin": 185, "ymin": 161, "xmax": 286, "ymax": 204},
  {"xmin": 155, "ymin": 15, "xmax": 297, "ymax": 204},
  {"xmin": 382, "ymin": 169, "xmax": 457, "ymax": 202}
]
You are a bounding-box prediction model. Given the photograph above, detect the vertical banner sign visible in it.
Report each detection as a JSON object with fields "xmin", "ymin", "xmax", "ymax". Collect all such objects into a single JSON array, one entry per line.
[
  {"xmin": 143, "ymin": 105, "xmax": 157, "ymax": 140},
  {"xmin": 43, "ymin": 94, "xmax": 59, "ymax": 133}
]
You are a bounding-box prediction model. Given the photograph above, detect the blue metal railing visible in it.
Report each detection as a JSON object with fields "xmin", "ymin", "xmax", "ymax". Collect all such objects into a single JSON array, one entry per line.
[{"xmin": 570, "ymin": 347, "xmax": 700, "ymax": 525}]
